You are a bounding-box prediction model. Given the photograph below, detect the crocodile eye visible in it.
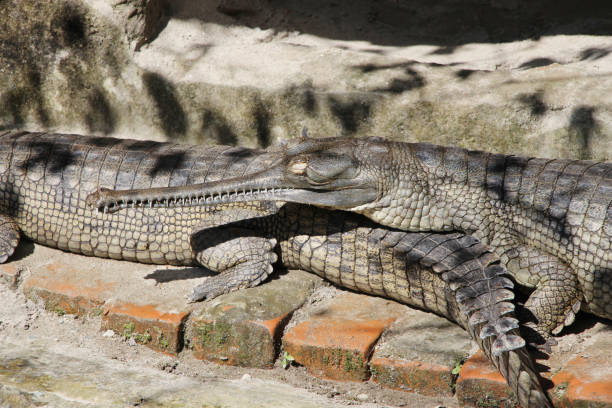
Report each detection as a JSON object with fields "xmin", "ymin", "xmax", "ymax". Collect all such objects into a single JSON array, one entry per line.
[
  {"xmin": 304, "ymin": 153, "xmax": 356, "ymax": 185},
  {"xmin": 306, "ymin": 166, "xmax": 331, "ymax": 184},
  {"xmin": 289, "ymin": 160, "xmax": 308, "ymax": 175}
]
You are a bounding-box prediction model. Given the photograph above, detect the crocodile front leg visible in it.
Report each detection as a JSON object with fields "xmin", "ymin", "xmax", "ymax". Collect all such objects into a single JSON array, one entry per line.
[
  {"xmin": 0, "ymin": 214, "xmax": 20, "ymax": 263},
  {"xmin": 189, "ymin": 226, "xmax": 277, "ymax": 302},
  {"xmin": 500, "ymin": 244, "xmax": 581, "ymax": 347},
  {"xmin": 185, "ymin": 202, "xmax": 282, "ymax": 302}
]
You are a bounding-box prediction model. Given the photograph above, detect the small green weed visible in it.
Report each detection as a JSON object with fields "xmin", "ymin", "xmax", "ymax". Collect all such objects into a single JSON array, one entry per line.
[
  {"xmin": 452, "ymin": 360, "xmax": 463, "ymax": 375},
  {"xmin": 281, "ymin": 351, "xmax": 295, "ymax": 369},
  {"xmin": 123, "ymin": 322, "xmax": 135, "ymax": 339}
]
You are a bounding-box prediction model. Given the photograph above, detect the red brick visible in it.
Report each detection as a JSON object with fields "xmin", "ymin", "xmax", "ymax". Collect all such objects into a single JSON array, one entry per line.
[
  {"xmin": 17, "ymin": 251, "xmax": 194, "ymax": 355},
  {"xmin": 455, "ymin": 350, "xmax": 518, "ymax": 408},
  {"xmin": 0, "ymin": 263, "xmax": 22, "ymax": 288},
  {"xmin": 190, "ymin": 270, "xmax": 318, "ymax": 369},
  {"xmin": 282, "ymin": 293, "xmax": 404, "ymax": 382},
  {"xmin": 22, "ymin": 262, "xmax": 114, "ymax": 317},
  {"xmin": 551, "ymin": 356, "xmax": 612, "ymax": 407},
  {"xmin": 370, "ymin": 307, "xmax": 472, "ymax": 396},
  {"xmin": 192, "ymin": 312, "xmax": 291, "ymax": 368},
  {"xmin": 284, "ymin": 319, "xmax": 388, "ymax": 381},
  {"xmin": 102, "ymin": 301, "xmax": 189, "ymax": 355},
  {"xmin": 370, "ymin": 357, "xmax": 455, "ymax": 397}
]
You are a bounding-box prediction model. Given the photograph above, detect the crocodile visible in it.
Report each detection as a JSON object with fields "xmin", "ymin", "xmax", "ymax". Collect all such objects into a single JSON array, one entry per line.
[
  {"xmin": 95, "ymin": 135, "xmax": 612, "ymax": 349},
  {"xmin": 0, "ymin": 130, "xmax": 550, "ymax": 407}
]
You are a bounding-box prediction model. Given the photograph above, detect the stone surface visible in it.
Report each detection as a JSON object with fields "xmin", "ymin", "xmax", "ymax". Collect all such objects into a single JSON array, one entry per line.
[
  {"xmin": 190, "ymin": 270, "xmax": 319, "ymax": 368},
  {"xmin": 456, "ymin": 321, "xmax": 612, "ymax": 408},
  {"xmin": 1, "ymin": 0, "xmax": 612, "ymax": 160},
  {"xmin": 0, "ymin": 338, "xmax": 384, "ymax": 408},
  {"xmin": 22, "ymin": 261, "xmax": 115, "ymax": 317},
  {"xmin": 2, "ymin": 238, "xmax": 612, "ymax": 406},
  {"xmin": 370, "ymin": 310, "xmax": 472, "ymax": 396},
  {"xmin": 0, "ymin": 263, "xmax": 22, "ymax": 289},
  {"xmin": 112, "ymin": 0, "xmax": 170, "ymax": 51},
  {"xmin": 19, "ymin": 245, "xmax": 200, "ymax": 352},
  {"xmin": 1, "ymin": 259, "xmax": 460, "ymax": 408},
  {"xmin": 283, "ymin": 292, "xmax": 405, "ymax": 381}
]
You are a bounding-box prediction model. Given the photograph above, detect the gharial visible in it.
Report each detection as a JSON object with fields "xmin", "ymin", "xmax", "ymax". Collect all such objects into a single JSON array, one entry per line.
[
  {"xmin": 105, "ymin": 134, "xmax": 612, "ymax": 352},
  {"xmin": 0, "ymin": 130, "xmax": 551, "ymax": 407}
]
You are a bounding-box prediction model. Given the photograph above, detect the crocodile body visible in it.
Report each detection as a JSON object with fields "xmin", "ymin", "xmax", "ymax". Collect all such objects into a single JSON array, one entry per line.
[
  {"xmin": 0, "ymin": 131, "xmax": 550, "ymax": 407},
  {"xmin": 139, "ymin": 135, "xmax": 612, "ymax": 348}
]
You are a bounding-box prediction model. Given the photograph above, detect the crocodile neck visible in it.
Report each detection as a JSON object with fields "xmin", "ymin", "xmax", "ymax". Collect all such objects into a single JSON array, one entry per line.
[
  {"xmin": 354, "ymin": 142, "xmax": 498, "ymax": 236},
  {"xmin": 356, "ymin": 142, "xmax": 588, "ymax": 265}
]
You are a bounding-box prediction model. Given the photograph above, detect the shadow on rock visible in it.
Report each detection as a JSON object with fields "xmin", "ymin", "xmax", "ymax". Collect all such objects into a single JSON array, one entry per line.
[
  {"xmin": 201, "ymin": 108, "xmax": 239, "ymax": 146},
  {"xmin": 85, "ymin": 88, "xmax": 117, "ymax": 135},
  {"xmin": 168, "ymin": 0, "xmax": 612, "ymax": 47},
  {"xmin": 516, "ymin": 90, "xmax": 547, "ymax": 116},
  {"xmin": 145, "ymin": 267, "xmax": 216, "ymax": 283},
  {"xmin": 142, "ymin": 71, "xmax": 188, "ymax": 139},
  {"xmin": 569, "ymin": 105, "xmax": 598, "ymax": 160},
  {"xmin": 328, "ymin": 95, "xmax": 372, "ymax": 134}
]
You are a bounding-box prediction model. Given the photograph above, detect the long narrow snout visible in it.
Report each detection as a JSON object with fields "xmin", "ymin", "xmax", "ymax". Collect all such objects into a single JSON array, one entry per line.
[{"xmin": 87, "ymin": 162, "xmax": 377, "ymax": 213}]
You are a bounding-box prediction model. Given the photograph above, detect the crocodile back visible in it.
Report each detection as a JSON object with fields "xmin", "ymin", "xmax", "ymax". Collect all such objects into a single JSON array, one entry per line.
[
  {"xmin": 408, "ymin": 142, "xmax": 612, "ymax": 318},
  {"xmin": 0, "ymin": 131, "xmax": 277, "ymax": 265}
]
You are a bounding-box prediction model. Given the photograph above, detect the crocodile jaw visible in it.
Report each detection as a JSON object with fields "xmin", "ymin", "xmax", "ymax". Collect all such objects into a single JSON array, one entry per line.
[
  {"xmin": 261, "ymin": 187, "xmax": 379, "ymax": 208},
  {"xmin": 88, "ymin": 166, "xmax": 379, "ymax": 213}
]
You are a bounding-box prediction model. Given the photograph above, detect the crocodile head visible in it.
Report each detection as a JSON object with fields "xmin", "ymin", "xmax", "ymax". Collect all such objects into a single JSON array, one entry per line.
[
  {"xmin": 197, "ymin": 136, "xmax": 389, "ymax": 208},
  {"xmin": 88, "ymin": 136, "xmax": 393, "ymax": 213}
]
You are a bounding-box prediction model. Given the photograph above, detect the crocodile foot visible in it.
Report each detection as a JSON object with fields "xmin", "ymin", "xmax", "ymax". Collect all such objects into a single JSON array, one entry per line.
[
  {"xmin": 189, "ymin": 228, "xmax": 278, "ymax": 302},
  {"xmin": 0, "ymin": 215, "xmax": 20, "ymax": 264},
  {"xmin": 188, "ymin": 256, "xmax": 276, "ymax": 302}
]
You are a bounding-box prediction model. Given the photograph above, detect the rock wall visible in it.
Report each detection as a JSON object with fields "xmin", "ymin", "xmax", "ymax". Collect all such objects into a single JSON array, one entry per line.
[{"xmin": 1, "ymin": 0, "xmax": 612, "ymax": 158}]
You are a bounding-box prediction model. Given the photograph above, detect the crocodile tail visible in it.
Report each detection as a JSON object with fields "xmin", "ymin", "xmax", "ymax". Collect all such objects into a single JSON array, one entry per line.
[
  {"xmin": 486, "ymin": 339, "xmax": 553, "ymax": 408},
  {"xmin": 429, "ymin": 234, "xmax": 553, "ymax": 408}
]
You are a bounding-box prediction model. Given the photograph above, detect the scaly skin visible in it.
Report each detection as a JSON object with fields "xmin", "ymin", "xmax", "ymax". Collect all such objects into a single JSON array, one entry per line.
[
  {"xmin": 0, "ymin": 131, "xmax": 550, "ymax": 407},
  {"xmin": 250, "ymin": 203, "xmax": 550, "ymax": 408},
  {"xmin": 98, "ymin": 136, "xmax": 612, "ymax": 347}
]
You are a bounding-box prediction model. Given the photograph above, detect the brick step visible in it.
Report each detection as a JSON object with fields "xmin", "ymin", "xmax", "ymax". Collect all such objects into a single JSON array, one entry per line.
[
  {"xmin": 282, "ymin": 292, "xmax": 406, "ymax": 381},
  {"xmin": 10, "ymin": 244, "xmax": 612, "ymax": 407},
  {"xmin": 189, "ymin": 270, "xmax": 319, "ymax": 368}
]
